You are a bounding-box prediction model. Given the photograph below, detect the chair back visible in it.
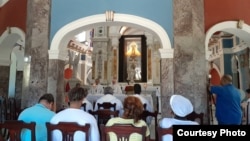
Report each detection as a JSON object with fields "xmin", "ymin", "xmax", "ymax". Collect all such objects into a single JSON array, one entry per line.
[
  {"xmin": 0, "ymin": 120, "xmax": 36, "ymax": 141},
  {"xmin": 100, "ymin": 124, "xmax": 147, "ymax": 141},
  {"xmin": 186, "ymin": 111, "xmax": 204, "ymax": 124},
  {"xmin": 89, "ymin": 109, "xmax": 119, "ymax": 126},
  {"xmin": 157, "ymin": 127, "xmax": 173, "ymax": 141},
  {"xmin": 143, "ymin": 103, "xmax": 147, "ymax": 110},
  {"xmin": 46, "ymin": 122, "xmax": 90, "ymax": 141},
  {"xmin": 247, "ymin": 102, "xmax": 250, "ymax": 125},
  {"xmin": 140, "ymin": 110, "xmax": 158, "ymax": 141},
  {"xmin": 4, "ymin": 98, "xmax": 17, "ymax": 120},
  {"xmin": 81, "ymin": 103, "xmax": 87, "ymax": 111},
  {"xmin": 97, "ymin": 102, "xmax": 116, "ymax": 111},
  {"xmin": 0, "ymin": 98, "xmax": 5, "ymax": 123}
]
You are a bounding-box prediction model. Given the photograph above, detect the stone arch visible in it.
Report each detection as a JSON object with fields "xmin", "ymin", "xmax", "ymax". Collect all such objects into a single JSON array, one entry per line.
[
  {"xmin": 205, "ymin": 20, "xmax": 250, "ymax": 60},
  {"xmin": 49, "ymin": 13, "xmax": 173, "ymax": 60},
  {"xmin": 0, "ymin": 27, "xmax": 25, "ymax": 97}
]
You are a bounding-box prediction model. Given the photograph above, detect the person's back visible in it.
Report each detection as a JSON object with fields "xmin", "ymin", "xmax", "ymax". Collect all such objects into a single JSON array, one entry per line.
[
  {"xmin": 94, "ymin": 86, "xmax": 123, "ymax": 115},
  {"xmin": 210, "ymin": 74, "xmax": 242, "ymax": 125},
  {"xmin": 133, "ymin": 84, "xmax": 153, "ymax": 112},
  {"xmin": 106, "ymin": 96, "xmax": 150, "ymax": 141},
  {"xmin": 18, "ymin": 93, "xmax": 55, "ymax": 141},
  {"xmin": 92, "ymin": 78, "xmax": 104, "ymax": 94},
  {"xmin": 133, "ymin": 83, "xmax": 153, "ymax": 125},
  {"xmin": 110, "ymin": 79, "xmax": 123, "ymax": 94},
  {"xmin": 159, "ymin": 94, "xmax": 198, "ymax": 141},
  {"xmin": 50, "ymin": 87, "xmax": 99, "ymax": 141},
  {"xmin": 50, "ymin": 108, "xmax": 97, "ymax": 140}
]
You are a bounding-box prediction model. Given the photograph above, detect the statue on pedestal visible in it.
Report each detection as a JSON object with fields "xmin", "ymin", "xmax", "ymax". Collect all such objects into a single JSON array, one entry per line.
[{"xmin": 127, "ymin": 63, "xmax": 136, "ymax": 83}]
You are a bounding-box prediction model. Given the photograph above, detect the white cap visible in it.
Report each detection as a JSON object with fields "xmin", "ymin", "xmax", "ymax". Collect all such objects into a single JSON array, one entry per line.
[{"xmin": 170, "ymin": 94, "xmax": 193, "ymax": 117}]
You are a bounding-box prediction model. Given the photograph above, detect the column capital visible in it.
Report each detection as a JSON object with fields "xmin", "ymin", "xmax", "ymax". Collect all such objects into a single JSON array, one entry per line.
[{"xmin": 159, "ymin": 48, "xmax": 174, "ymax": 59}]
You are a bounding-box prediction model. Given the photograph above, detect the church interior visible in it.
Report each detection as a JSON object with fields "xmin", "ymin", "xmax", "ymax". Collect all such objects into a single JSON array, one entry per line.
[{"xmin": 1, "ymin": 0, "xmax": 250, "ymax": 130}]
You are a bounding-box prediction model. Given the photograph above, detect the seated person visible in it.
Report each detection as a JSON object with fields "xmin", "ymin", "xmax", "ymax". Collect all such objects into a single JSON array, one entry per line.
[
  {"xmin": 94, "ymin": 86, "xmax": 123, "ymax": 116},
  {"xmin": 133, "ymin": 84, "xmax": 153, "ymax": 125},
  {"xmin": 159, "ymin": 94, "xmax": 198, "ymax": 141},
  {"xmin": 18, "ymin": 93, "xmax": 55, "ymax": 141},
  {"xmin": 133, "ymin": 84, "xmax": 153, "ymax": 112},
  {"xmin": 105, "ymin": 96, "xmax": 150, "ymax": 141},
  {"xmin": 109, "ymin": 78, "xmax": 123, "ymax": 94},
  {"xmin": 50, "ymin": 87, "xmax": 99, "ymax": 141},
  {"xmin": 90, "ymin": 78, "xmax": 104, "ymax": 94}
]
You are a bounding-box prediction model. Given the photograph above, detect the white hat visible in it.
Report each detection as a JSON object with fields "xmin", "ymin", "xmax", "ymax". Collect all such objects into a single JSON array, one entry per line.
[{"xmin": 170, "ymin": 95, "xmax": 193, "ymax": 117}]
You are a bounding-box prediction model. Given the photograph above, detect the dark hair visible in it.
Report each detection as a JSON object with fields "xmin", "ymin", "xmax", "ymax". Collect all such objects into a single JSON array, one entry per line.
[
  {"xmin": 68, "ymin": 87, "xmax": 87, "ymax": 102},
  {"xmin": 75, "ymin": 83, "xmax": 81, "ymax": 87},
  {"xmin": 104, "ymin": 86, "xmax": 113, "ymax": 95},
  {"xmin": 39, "ymin": 93, "xmax": 54, "ymax": 103},
  {"xmin": 246, "ymin": 89, "xmax": 250, "ymax": 94},
  {"xmin": 123, "ymin": 96, "xmax": 143, "ymax": 123},
  {"xmin": 133, "ymin": 84, "xmax": 141, "ymax": 94}
]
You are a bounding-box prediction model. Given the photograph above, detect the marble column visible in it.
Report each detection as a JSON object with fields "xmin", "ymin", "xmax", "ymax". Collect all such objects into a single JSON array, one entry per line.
[
  {"xmin": 110, "ymin": 36, "xmax": 120, "ymax": 81},
  {"xmin": 173, "ymin": 0, "xmax": 208, "ymax": 123},
  {"xmin": 160, "ymin": 58, "xmax": 174, "ymax": 117},
  {"xmin": 22, "ymin": 0, "xmax": 51, "ymax": 108},
  {"xmin": 145, "ymin": 33, "xmax": 153, "ymax": 83},
  {"xmin": 47, "ymin": 60, "xmax": 65, "ymax": 110}
]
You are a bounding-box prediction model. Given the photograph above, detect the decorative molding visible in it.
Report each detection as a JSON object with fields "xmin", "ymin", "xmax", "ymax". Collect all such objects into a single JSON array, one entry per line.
[
  {"xmin": 105, "ymin": 10, "xmax": 114, "ymax": 22},
  {"xmin": 237, "ymin": 20, "xmax": 244, "ymax": 29},
  {"xmin": 223, "ymin": 44, "xmax": 249, "ymax": 54},
  {"xmin": 0, "ymin": 59, "xmax": 11, "ymax": 66},
  {"xmin": 0, "ymin": 27, "xmax": 25, "ymax": 46},
  {"xmin": 67, "ymin": 40, "xmax": 92, "ymax": 54},
  {"xmin": 50, "ymin": 13, "xmax": 172, "ymax": 60},
  {"xmin": 48, "ymin": 50, "xmax": 68, "ymax": 60},
  {"xmin": 159, "ymin": 48, "xmax": 174, "ymax": 59},
  {"xmin": 205, "ymin": 21, "xmax": 250, "ymax": 60}
]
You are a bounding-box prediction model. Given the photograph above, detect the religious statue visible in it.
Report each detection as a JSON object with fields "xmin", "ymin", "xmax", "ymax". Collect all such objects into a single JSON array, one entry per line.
[
  {"xmin": 68, "ymin": 50, "xmax": 80, "ymax": 79},
  {"xmin": 127, "ymin": 63, "xmax": 136, "ymax": 83}
]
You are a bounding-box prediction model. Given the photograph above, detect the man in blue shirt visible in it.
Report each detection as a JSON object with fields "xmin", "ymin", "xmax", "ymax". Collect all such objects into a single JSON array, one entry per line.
[
  {"xmin": 18, "ymin": 93, "xmax": 55, "ymax": 141},
  {"xmin": 209, "ymin": 74, "xmax": 242, "ymax": 125}
]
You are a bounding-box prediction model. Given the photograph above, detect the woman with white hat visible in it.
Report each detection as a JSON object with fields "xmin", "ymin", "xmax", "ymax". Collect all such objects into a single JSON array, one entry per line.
[{"xmin": 159, "ymin": 94, "xmax": 198, "ymax": 141}]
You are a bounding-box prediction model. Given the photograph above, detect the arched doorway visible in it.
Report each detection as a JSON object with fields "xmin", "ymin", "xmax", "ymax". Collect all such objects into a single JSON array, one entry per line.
[
  {"xmin": 48, "ymin": 13, "xmax": 174, "ymax": 111},
  {"xmin": 0, "ymin": 27, "xmax": 25, "ymax": 99}
]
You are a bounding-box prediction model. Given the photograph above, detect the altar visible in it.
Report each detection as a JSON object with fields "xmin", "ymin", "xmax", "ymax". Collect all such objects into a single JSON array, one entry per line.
[{"xmin": 86, "ymin": 94, "xmax": 155, "ymax": 111}]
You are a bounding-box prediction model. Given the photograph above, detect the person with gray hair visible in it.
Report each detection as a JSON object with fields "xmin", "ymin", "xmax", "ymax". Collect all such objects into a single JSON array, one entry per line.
[
  {"xmin": 94, "ymin": 86, "xmax": 123, "ymax": 116},
  {"xmin": 50, "ymin": 87, "xmax": 99, "ymax": 141},
  {"xmin": 209, "ymin": 74, "xmax": 242, "ymax": 125}
]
